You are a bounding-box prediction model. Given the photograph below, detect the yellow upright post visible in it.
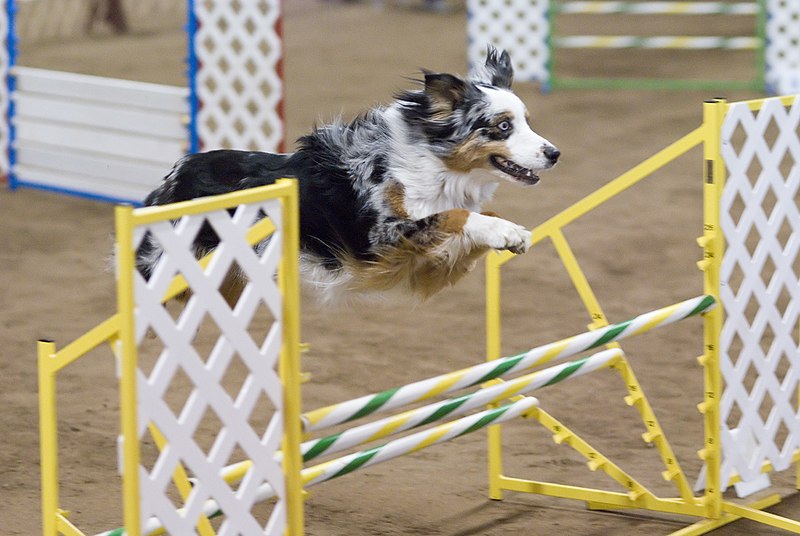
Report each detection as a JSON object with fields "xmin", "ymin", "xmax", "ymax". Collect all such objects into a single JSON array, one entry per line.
[
  {"xmin": 115, "ymin": 204, "xmax": 142, "ymax": 536},
  {"xmin": 38, "ymin": 340, "xmax": 59, "ymax": 536},
  {"xmin": 698, "ymin": 98, "xmax": 727, "ymax": 519},
  {"xmin": 485, "ymin": 251, "xmax": 505, "ymax": 500},
  {"xmin": 278, "ymin": 179, "xmax": 305, "ymax": 535}
]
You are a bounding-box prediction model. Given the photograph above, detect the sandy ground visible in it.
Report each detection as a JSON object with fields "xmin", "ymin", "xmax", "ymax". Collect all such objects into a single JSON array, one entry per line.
[{"xmin": 3, "ymin": 2, "xmax": 800, "ymax": 535}]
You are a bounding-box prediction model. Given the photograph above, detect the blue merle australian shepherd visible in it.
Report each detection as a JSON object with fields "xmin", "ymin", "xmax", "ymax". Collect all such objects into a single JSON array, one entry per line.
[{"xmin": 137, "ymin": 47, "xmax": 559, "ymax": 305}]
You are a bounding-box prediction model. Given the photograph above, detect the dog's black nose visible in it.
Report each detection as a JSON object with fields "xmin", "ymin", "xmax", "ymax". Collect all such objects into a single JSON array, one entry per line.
[{"xmin": 544, "ymin": 146, "xmax": 560, "ymax": 164}]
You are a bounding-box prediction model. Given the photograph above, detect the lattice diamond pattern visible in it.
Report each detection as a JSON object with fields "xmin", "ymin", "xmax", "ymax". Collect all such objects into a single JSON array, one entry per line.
[
  {"xmin": 193, "ymin": 0, "xmax": 283, "ymax": 151},
  {"xmin": 131, "ymin": 200, "xmax": 286, "ymax": 534},
  {"xmin": 765, "ymin": 0, "xmax": 800, "ymax": 94},
  {"xmin": 719, "ymin": 97, "xmax": 800, "ymax": 492},
  {"xmin": 466, "ymin": 0, "xmax": 550, "ymax": 85}
]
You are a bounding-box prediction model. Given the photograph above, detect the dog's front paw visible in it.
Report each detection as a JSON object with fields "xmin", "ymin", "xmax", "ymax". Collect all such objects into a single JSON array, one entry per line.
[
  {"xmin": 464, "ymin": 213, "xmax": 531, "ymax": 255},
  {"xmin": 504, "ymin": 226, "xmax": 532, "ymax": 254},
  {"xmin": 497, "ymin": 223, "xmax": 531, "ymax": 254}
]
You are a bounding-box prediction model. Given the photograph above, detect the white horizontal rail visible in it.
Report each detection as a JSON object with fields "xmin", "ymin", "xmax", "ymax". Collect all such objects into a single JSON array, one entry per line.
[
  {"xmin": 14, "ymin": 119, "xmax": 185, "ymax": 163},
  {"xmin": 14, "ymin": 164, "xmax": 156, "ymax": 201},
  {"xmin": 12, "ymin": 66, "xmax": 187, "ymax": 112},
  {"xmin": 14, "ymin": 144, "xmax": 170, "ymax": 186},
  {"xmin": 10, "ymin": 66, "xmax": 188, "ymax": 202},
  {"xmin": 13, "ymin": 92, "xmax": 187, "ymax": 139}
]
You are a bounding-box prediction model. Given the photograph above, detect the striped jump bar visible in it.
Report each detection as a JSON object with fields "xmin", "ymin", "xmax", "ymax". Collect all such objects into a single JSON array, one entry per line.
[
  {"xmin": 299, "ymin": 348, "xmax": 622, "ymax": 463},
  {"xmin": 555, "ymin": 36, "xmax": 759, "ymax": 50},
  {"xmin": 556, "ymin": 1, "xmax": 758, "ymax": 15},
  {"xmin": 303, "ymin": 295, "xmax": 715, "ymax": 433},
  {"xmin": 219, "ymin": 348, "xmax": 624, "ymax": 485},
  {"xmin": 98, "ymin": 398, "xmax": 538, "ymax": 536}
]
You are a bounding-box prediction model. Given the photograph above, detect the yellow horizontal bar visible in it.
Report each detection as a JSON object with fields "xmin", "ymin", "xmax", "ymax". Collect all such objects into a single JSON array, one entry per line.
[
  {"xmin": 497, "ymin": 476, "xmax": 707, "ymax": 517},
  {"xmin": 45, "ymin": 315, "xmax": 120, "ymax": 373},
  {"xmin": 734, "ymin": 95, "xmax": 798, "ymax": 112},
  {"xmin": 130, "ymin": 182, "xmax": 295, "ymax": 225}
]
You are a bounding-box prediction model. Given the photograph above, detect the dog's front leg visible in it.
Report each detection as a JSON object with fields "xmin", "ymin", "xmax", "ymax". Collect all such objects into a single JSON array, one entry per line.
[
  {"xmin": 379, "ymin": 209, "xmax": 531, "ymax": 255},
  {"xmin": 461, "ymin": 210, "xmax": 531, "ymax": 254}
]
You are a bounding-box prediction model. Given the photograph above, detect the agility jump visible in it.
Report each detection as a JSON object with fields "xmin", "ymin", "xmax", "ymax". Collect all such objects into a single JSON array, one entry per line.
[
  {"xmin": 39, "ymin": 169, "xmax": 717, "ymax": 536},
  {"xmin": 467, "ymin": 0, "xmax": 800, "ymax": 93},
  {"xmin": 0, "ymin": 0, "xmax": 284, "ymax": 203},
  {"xmin": 34, "ymin": 76, "xmax": 800, "ymax": 536},
  {"xmin": 42, "ymin": 204, "xmax": 715, "ymax": 535}
]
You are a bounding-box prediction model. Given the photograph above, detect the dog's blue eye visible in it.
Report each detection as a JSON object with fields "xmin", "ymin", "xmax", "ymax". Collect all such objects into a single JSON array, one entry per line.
[{"xmin": 497, "ymin": 120, "xmax": 511, "ymax": 132}]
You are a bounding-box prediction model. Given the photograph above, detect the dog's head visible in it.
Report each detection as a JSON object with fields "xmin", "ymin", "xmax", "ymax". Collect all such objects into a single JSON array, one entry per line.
[{"xmin": 398, "ymin": 46, "xmax": 559, "ymax": 185}]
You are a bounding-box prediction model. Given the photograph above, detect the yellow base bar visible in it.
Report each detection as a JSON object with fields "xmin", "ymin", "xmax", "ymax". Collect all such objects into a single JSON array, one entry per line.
[
  {"xmin": 669, "ymin": 495, "xmax": 783, "ymax": 536},
  {"xmin": 496, "ymin": 476, "xmax": 708, "ymax": 518},
  {"xmin": 499, "ymin": 476, "xmax": 800, "ymax": 535}
]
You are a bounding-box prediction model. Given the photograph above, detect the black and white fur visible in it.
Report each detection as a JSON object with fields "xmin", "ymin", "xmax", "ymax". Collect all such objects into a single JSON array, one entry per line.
[{"xmin": 138, "ymin": 47, "xmax": 559, "ymax": 304}]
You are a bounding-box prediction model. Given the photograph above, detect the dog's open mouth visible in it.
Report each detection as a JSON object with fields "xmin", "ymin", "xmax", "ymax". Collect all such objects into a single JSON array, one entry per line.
[{"xmin": 490, "ymin": 156, "xmax": 540, "ymax": 185}]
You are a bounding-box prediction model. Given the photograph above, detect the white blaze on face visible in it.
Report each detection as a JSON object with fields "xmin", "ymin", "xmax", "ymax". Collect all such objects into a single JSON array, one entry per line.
[{"xmin": 479, "ymin": 87, "xmax": 556, "ymax": 172}]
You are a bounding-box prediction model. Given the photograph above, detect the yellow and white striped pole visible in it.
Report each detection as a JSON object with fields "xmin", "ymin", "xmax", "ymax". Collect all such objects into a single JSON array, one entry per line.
[{"xmin": 304, "ymin": 296, "xmax": 716, "ymax": 433}]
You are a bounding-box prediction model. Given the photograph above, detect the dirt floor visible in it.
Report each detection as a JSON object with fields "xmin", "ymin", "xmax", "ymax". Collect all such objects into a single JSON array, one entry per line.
[{"xmin": 3, "ymin": 1, "xmax": 800, "ymax": 535}]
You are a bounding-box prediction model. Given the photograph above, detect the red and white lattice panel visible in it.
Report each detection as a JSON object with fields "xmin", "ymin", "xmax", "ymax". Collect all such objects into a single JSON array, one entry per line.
[{"xmin": 192, "ymin": 0, "xmax": 284, "ymax": 152}]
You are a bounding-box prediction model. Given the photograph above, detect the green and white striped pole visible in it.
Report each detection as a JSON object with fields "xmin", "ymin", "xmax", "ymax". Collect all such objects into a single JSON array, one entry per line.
[
  {"xmin": 299, "ymin": 348, "xmax": 623, "ymax": 463},
  {"xmin": 219, "ymin": 348, "xmax": 623, "ymax": 484},
  {"xmin": 98, "ymin": 398, "xmax": 537, "ymax": 536},
  {"xmin": 304, "ymin": 295, "xmax": 715, "ymax": 432}
]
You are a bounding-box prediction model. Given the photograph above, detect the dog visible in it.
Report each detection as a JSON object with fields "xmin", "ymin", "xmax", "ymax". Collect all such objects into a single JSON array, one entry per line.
[{"xmin": 137, "ymin": 46, "xmax": 559, "ymax": 305}]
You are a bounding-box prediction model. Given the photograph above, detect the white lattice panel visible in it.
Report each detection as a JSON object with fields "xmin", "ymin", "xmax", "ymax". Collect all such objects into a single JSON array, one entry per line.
[
  {"xmin": 192, "ymin": 0, "xmax": 284, "ymax": 151},
  {"xmin": 466, "ymin": 0, "xmax": 550, "ymax": 86},
  {"xmin": 718, "ymin": 96, "xmax": 800, "ymax": 494},
  {"xmin": 130, "ymin": 200, "xmax": 287, "ymax": 534},
  {"xmin": 765, "ymin": 0, "xmax": 800, "ymax": 94}
]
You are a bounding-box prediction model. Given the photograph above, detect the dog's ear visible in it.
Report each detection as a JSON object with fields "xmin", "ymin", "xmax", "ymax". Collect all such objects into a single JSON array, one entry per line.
[
  {"xmin": 424, "ymin": 72, "xmax": 470, "ymax": 112},
  {"xmin": 471, "ymin": 45, "xmax": 514, "ymax": 89}
]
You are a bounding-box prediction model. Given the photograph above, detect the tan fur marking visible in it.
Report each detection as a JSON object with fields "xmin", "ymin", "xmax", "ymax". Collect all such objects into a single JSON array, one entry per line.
[
  {"xmin": 443, "ymin": 136, "xmax": 510, "ymax": 172},
  {"xmin": 385, "ymin": 181, "xmax": 409, "ymax": 218},
  {"xmin": 480, "ymin": 211, "xmax": 500, "ymax": 218},
  {"xmin": 438, "ymin": 208, "xmax": 470, "ymax": 233}
]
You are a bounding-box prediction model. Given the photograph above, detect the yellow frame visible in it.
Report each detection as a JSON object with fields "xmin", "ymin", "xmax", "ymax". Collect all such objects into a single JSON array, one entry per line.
[
  {"xmin": 38, "ymin": 180, "xmax": 304, "ymax": 535},
  {"xmin": 485, "ymin": 97, "xmax": 800, "ymax": 534}
]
